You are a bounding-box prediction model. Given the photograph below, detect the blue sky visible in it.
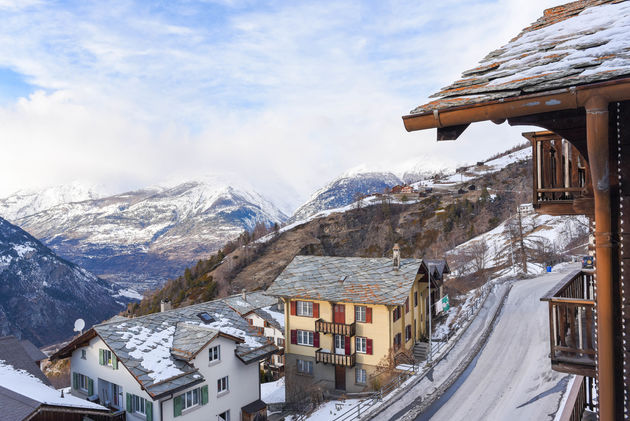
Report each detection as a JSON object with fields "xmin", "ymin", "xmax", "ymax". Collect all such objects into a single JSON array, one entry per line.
[{"xmin": 0, "ymin": 0, "xmax": 561, "ymax": 212}]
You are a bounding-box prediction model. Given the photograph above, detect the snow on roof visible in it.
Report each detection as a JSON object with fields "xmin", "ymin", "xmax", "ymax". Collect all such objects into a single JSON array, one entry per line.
[
  {"xmin": 221, "ymin": 291, "xmax": 277, "ymax": 315},
  {"xmin": 410, "ymin": 0, "xmax": 630, "ymax": 115},
  {"xmin": 259, "ymin": 305, "xmax": 285, "ymax": 330},
  {"xmin": 0, "ymin": 359, "xmax": 106, "ymax": 410}
]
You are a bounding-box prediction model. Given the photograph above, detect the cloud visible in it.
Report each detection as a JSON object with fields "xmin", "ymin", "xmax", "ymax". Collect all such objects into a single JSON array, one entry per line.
[{"xmin": 0, "ymin": 0, "xmax": 561, "ymax": 212}]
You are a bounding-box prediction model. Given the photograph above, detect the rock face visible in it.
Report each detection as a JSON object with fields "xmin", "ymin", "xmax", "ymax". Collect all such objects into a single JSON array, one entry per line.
[
  {"xmin": 289, "ymin": 171, "xmax": 403, "ymax": 223},
  {"xmin": 0, "ymin": 217, "xmax": 125, "ymax": 346},
  {"xmin": 6, "ymin": 179, "xmax": 287, "ymax": 291}
]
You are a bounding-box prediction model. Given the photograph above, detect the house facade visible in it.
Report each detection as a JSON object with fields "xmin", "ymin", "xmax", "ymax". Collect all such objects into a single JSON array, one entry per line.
[
  {"xmin": 52, "ymin": 300, "xmax": 277, "ymax": 421},
  {"xmin": 266, "ymin": 248, "xmax": 448, "ymax": 400}
]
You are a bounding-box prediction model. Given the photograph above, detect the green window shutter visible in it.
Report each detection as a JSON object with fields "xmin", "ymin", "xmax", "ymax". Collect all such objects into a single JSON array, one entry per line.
[
  {"xmin": 88, "ymin": 378, "xmax": 94, "ymax": 395},
  {"xmin": 126, "ymin": 393, "xmax": 132, "ymax": 412},
  {"xmin": 146, "ymin": 401, "xmax": 153, "ymax": 421},
  {"xmin": 72, "ymin": 372, "xmax": 78, "ymax": 389},
  {"xmin": 201, "ymin": 385, "xmax": 208, "ymax": 405},
  {"xmin": 99, "ymin": 349, "xmax": 104, "ymax": 365},
  {"xmin": 173, "ymin": 395, "xmax": 182, "ymax": 417},
  {"xmin": 112, "ymin": 354, "xmax": 118, "ymax": 370}
]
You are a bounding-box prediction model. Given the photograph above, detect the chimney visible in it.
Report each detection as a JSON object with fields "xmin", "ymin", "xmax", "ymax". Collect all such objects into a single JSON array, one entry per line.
[
  {"xmin": 242, "ymin": 288, "xmax": 247, "ymax": 301},
  {"xmin": 393, "ymin": 244, "xmax": 401, "ymax": 269},
  {"xmin": 160, "ymin": 298, "xmax": 172, "ymax": 312}
]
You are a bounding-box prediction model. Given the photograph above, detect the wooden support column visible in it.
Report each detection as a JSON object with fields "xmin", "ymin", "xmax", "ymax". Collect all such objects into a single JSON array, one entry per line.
[{"xmin": 585, "ymin": 96, "xmax": 615, "ymax": 421}]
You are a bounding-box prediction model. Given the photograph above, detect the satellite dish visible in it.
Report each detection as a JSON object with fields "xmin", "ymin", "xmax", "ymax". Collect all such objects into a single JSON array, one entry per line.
[{"xmin": 74, "ymin": 319, "xmax": 85, "ymax": 333}]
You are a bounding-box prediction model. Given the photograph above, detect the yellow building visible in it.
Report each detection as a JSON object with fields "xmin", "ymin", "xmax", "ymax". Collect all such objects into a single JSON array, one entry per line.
[{"xmin": 266, "ymin": 247, "xmax": 449, "ymax": 400}]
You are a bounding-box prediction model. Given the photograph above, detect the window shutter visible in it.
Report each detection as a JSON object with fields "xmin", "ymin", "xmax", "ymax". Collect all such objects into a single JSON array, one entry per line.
[
  {"xmin": 313, "ymin": 332, "xmax": 320, "ymax": 348},
  {"xmin": 291, "ymin": 330, "xmax": 297, "ymax": 345},
  {"xmin": 173, "ymin": 395, "xmax": 183, "ymax": 417},
  {"xmin": 72, "ymin": 372, "xmax": 78, "ymax": 389},
  {"xmin": 367, "ymin": 339, "xmax": 373, "ymax": 355},
  {"xmin": 146, "ymin": 401, "xmax": 153, "ymax": 421},
  {"xmin": 201, "ymin": 385, "xmax": 209, "ymax": 405},
  {"xmin": 99, "ymin": 349, "xmax": 104, "ymax": 365},
  {"xmin": 405, "ymin": 298, "xmax": 409, "ymax": 313},
  {"xmin": 345, "ymin": 336, "xmax": 351, "ymax": 355},
  {"xmin": 112, "ymin": 354, "xmax": 118, "ymax": 370},
  {"xmin": 366, "ymin": 307, "xmax": 372, "ymax": 323},
  {"xmin": 88, "ymin": 378, "xmax": 94, "ymax": 395},
  {"xmin": 313, "ymin": 303, "xmax": 319, "ymax": 318},
  {"xmin": 290, "ymin": 301, "xmax": 296, "ymax": 315},
  {"xmin": 126, "ymin": 393, "xmax": 132, "ymax": 412}
]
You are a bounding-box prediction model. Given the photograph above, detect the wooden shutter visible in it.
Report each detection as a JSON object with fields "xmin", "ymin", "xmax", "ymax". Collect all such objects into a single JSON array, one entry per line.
[
  {"xmin": 414, "ymin": 291, "xmax": 418, "ymax": 307},
  {"xmin": 345, "ymin": 336, "xmax": 351, "ymax": 355},
  {"xmin": 366, "ymin": 307, "xmax": 372, "ymax": 323},
  {"xmin": 313, "ymin": 332, "xmax": 320, "ymax": 348},
  {"xmin": 72, "ymin": 372, "xmax": 78, "ymax": 389},
  {"xmin": 313, "ymin": 303, "xmax": 319, "ymax": 318},
  {"xmin": 112, "ymin": 354, "xmax": 118, "ymax": 370},
  {"xmin": 126, "ymin": 393, "xmax": 132, "ymax": 412},
  {"xmin": 291, "ymin": 329, "xmax": 297, "ymax": 345},
  {"xmin": 405, "ymin": 298, "xmax": 409, "ymax": 313},
  {"xmin": 88, "ymin": 378, "xmax": 94, "ymax": 395},
  {"xmin": 173, "ymin": 395, "xmax": 183, "ymax": 417},
  {"xmin": 290, "ymin": 301, "xmax": 297, "ymax": 315},
  {"xmin": 146, "ymin": 401, "xmax": 153, "ymax": 421},
  {"xmin": 367, "ymin": 339, "xmax": 373, "ymax": 355},
  {"xmin": 201, "ymin": 385, "xmax": 209, "ymax": 405},
  {"xmin": 99, "ymin": 349, "xmax": 104, "ymax": 365}
]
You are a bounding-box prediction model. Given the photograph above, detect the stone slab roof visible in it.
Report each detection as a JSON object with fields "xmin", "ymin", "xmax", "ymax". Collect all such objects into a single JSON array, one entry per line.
[
  {"xmin": 266, "ymin": 255, "xmax": 427, "ymax": 306},
  {"xmin": 221, "ymin": 291, "xmax": 278, "ymax": 316},
  {"xmin": 0, "ymin": 336, "xmax": 49, "ymax": 385},
  {"xmin": 409, "ymin": 0, "xmax": 630, "ymax": 115},
  {"xmin": 425, "ymin": 259, "xmax": 450, "ymax": 280}
]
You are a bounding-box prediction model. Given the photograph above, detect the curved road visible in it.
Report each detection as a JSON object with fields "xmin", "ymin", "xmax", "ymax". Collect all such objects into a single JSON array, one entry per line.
[{"xmin": 421, "ymin": 267, "xmax": 575, "ymax": 421}]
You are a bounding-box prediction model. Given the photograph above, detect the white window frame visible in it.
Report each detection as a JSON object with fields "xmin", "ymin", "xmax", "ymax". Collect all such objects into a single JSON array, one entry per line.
[
  {"xmin": 103, "ymin": 349, "xmax": 113, "ymax": 366},
  {"xmin": 209, "ymin": 345, "xmax": 221, "ymax": 363},
  {"xmin": 218, "ymin": 410, "xmax": 230, "ymax": 421},
  {"xmin": 77, "ymin": 373, "xmax": 89, "ymax": 392},
  {"xmin": 81, "ymin": 349, "xmax": 87, "ymax": 360},
  {"xmin": 130, "ymin": 394, "xmax": 146, "ymax": 415},
  {"xmin": 355, "ymin": 337, "xmax": 367, "ymax": 354},
  {"xmin": 355, "ymin": 306, "xmax": 366, "ymax": 323},
  {"xmin": 296, "ymin": 301, "xmax": 313, "ymax": 317},
  {"xmin": 217, "ymin": 376, "xmax": 229, "ymax": 394},
  {"xmin": 180, "ymin": 388, "xmax": 200, "ymax": 411},
  {"xmin": 297, "ymin": 330, "xmax": 314, "ymax": 346},
  {"xmin": 297, "ymin": 359, "xmax": 313, "ymax": 375},
  {"xmin": 355, "ymin": 368, "xmax": 367, "ymax": 384}
]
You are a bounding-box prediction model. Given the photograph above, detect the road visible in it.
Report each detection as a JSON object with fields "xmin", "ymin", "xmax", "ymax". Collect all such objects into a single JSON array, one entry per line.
[{"xmin": 422, "ymin": 266, "xmax": 575, "ymax": 421}]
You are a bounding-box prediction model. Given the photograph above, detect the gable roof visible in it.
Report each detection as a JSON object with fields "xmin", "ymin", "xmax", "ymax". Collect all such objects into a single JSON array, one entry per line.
[
  {"xmin": 265, "ymin": 255, "xmax": 428, "ymax": 306},
  {"xmin": 406, "ymin": 0, "xmax": 630, "ymax": 117},
  {"xmin": 0, "ymin": 336, "xmax": 49, "ymax": 385},
  {"xmin": 425, "ymin": 259, "xmax": 451, "ymax": 280},
  {"xmin": 222, "ymin": 291, "xmax": 278, "ymax": 316}
]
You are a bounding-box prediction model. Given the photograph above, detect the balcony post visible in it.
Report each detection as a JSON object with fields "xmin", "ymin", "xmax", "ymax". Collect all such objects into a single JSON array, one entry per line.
[{"xmin": 585, "ymin": 95, "xmax": 615, "ymax": 420}]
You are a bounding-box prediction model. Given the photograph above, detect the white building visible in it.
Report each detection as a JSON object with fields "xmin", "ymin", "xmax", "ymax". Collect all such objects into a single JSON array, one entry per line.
[{"xmin": 51, "ymin": 300, "xmax": 277, "ymax": 421}]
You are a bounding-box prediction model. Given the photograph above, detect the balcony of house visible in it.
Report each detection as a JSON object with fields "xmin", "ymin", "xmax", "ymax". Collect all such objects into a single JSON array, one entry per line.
[
  {"xmin": 523, "ymin": 131, "xmax": 593, "ymax": 217},
  {"xmin": 315, "ymin": 348, "xmax": 356, "ymax": 367},
  {"xmin": 541, "ymin": 269, "xmax": 596, "ymax": 377},
  {"xmin": 315, "ymin": 318, "xmax": 356, "ymax": 337}
]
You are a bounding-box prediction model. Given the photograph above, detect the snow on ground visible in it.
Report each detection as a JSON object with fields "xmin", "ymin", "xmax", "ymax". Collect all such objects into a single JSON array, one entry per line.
[
  {"xmin": 286, "ymin": 398, "xmax": 363, "ymax": 421},
  {"xmin": 114, "ymin": 287, "xmax": 144, "ymax": 300},
  {"xmin": 261, "ymin": 377, "xmax": 285, "ymax": 403},
  {"xmin": 0, "ymin": 359, "xmax": 107, "ymax": 410}
]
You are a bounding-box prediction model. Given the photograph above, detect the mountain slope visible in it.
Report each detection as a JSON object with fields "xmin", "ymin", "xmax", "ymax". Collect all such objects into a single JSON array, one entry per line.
[
  {"xmin": 10, "ymin": 179, "xmax": 287, "ymax": 290},
  {"xmin": 0, "ymin": 217, "xmax": 125, "ymax": 346}
]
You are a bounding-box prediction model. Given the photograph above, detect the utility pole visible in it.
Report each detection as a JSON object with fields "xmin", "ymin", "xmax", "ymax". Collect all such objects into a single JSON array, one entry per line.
[
  {"xmin": 428, "ymin": 268, "xmax": 432, "ymax": 364},
  {"xmin": 517, "ymin": 206, "xmax": 528, "ymax": 273}
]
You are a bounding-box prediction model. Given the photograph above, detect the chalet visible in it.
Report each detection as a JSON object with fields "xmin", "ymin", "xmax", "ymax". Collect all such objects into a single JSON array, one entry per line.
[
  {"xmin": 0, "ymin": 336, "xmax": 115, "ymax": 421},
  {"xmin": 266, "ymin": 247, "xmax": 448, "ymax": 401},
  {"xmin": 400, "ymin": 1, "xmax": 630, "ymax": 418},
  {"xmin": 51, "ymin": 300, "xmax": 277, "ymax": 421}
]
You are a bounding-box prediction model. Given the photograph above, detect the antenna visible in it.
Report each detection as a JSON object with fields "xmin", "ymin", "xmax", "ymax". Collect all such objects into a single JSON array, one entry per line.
[{"xmin": 73, "ymin": 319, "xmax": 85, "ymax": 335}]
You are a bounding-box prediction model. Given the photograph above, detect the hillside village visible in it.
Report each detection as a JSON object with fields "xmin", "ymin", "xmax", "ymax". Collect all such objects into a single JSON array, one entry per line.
[{"xmin": 1, "ymin": 1, "xmax": 629, "ymax": 421}]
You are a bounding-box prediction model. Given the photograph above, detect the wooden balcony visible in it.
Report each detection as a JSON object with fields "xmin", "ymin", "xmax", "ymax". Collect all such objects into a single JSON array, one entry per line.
[
  {"xmin": 523, "ymin": 131, "xmax": 593, "ymax": 216},
  {"xmin": 315, "ymin": 348, "xmax": 356, "ymax": 367},
  {"xmin": 315, "ymin": 319, "xmax": 356, "ymax": 337},
  {"xmin": 541, "ymin": 269, "xmax": 596, "ymax": 377}
]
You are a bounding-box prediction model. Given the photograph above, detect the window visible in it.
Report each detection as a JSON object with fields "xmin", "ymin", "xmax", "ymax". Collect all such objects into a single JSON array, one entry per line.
[
  {"xmin": 277, "ymin": 338, "xmax": 285, "ymax": 347},
  {"xmin": 297, "ymin": 359, "xmax": 313, "ymax": 375},
  {"xmin": 355, "ymin": 306, "xmax": 366, "ymax": 323},
  {"xmin": 356, "ymin": 337, "xmax": 367, "ymax": 354},
  {"xmin": 181, "ymin": 388, "xmax": 200, "ymax": 410},
  {"xmin": 393, "ymin": 307, "xmax": 401, "ymax": 322},
  {"xmin": 130, "ymin": 394, "xmax": 146, "ymax": 415},
  {"xmin": 218, "ymin": 410, "xmax": 230, "ymax": 421},
  {"xmin": 81, "ymin": 349, "xmax": 87, "ymax": 359},
  {"xmin": 296, "ymin": 301, "xmax": 313, "ymax": 317},
  {"xmin": 77, "ymin": 373, "xmax": 89, "ymax": 391},
  {"xmin": 394, "ymin": 333, "xmax": 402, "ymax": 351},
  {"xmin": 406, "ymin": 325, "xmax": 412, "ymax": 342},
  {"xmin": 355, "ymin": 368, "xmax": 367, "ymax": 384},
  {"xmin": 209, "ymin": 345, "xmax": 220, "ymax": 363},
  {"xmin": 217, "ymin": 376, "xmax": 229, "ymax": 394},
  {"xmin": 197, "ymin": 312, "xmax": 216, "ymax": 324},
  {"xmin": 405, "ymin": 298, "xmax": 409, "ymax": 313},
  {"xmin": 414, "ymin": 291, "xmax": 418, "ymax": 307},
  {"xmin": 297, "ymin": 330, "xmax": 314, "ymax": 346},
  {"xmin": 103, "ymin": 349, "xmax": 112, "ymax": 366}
]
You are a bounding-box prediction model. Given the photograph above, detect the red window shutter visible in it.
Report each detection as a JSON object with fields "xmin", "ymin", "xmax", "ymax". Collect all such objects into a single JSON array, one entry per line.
[
  {"xmin": 345, "ymin": 336, "xmax": 351, "ymax": 355},
  {"xmin": 313, "ymin": 303, "xmax": 319, "ymax": 318},
  {"xmin": 290, "ymin": 301, "xmax": 296, "ymax": 316},
  {"xmin": 366, "ymin": 307, "xmax": 372, "ymax": 323},
  {"xmin": 291, "ymin": 330, "xmax": 297, "ymax": 345},
  {"xmin": 314, "ymin": 332, "xmax": 320, "ymax": 348},
  {"xmin": 366, "ymin": 338, "xmax": 373, "ymax": 355},
  {"xmin": 405, "ymin": 298, "xmax": 409, "ymax": 313}
]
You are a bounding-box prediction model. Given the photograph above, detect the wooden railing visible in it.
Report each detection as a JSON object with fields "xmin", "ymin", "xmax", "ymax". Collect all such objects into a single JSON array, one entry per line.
[
  {"xmin": 315, "ymin": 319, "xmax": 356, "ymax": 337},
  {"xmin": 541, "ymin": 270, "xmax": 596, "ymax": 376},
  {"xmin": 556, "ymin": 375, "xmax": 596, "ymax": 421},
  {"xmin": 315, "ymin": 349, "xmax": 356, "ymax": 367}
]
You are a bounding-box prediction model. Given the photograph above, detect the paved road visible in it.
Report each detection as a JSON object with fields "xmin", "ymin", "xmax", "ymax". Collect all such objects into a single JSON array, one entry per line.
[{"xmin": 425, "ymin": 267, "xmax": 575, "ymax": 421}]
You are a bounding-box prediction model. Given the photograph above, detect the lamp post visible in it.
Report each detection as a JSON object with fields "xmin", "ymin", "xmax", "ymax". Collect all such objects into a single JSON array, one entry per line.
[{"xmin": 428, "ymin": 268, "xmax": 432, "ymax": 364}]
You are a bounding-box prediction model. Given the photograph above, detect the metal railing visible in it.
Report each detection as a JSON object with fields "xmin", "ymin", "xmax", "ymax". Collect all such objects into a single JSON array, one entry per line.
[
  {"xmin": 315, "ymin": 349, "xmax": 356, "ymax": 367},
  {"xmin": 315, "ymin": 319, "xmax": 356, "ymax": 337}
]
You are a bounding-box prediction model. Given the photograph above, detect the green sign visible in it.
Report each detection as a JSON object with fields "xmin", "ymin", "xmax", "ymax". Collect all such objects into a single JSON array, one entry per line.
[{"xmin": 441, "ymin": 295, "xmax": 450, "ymax": 312}]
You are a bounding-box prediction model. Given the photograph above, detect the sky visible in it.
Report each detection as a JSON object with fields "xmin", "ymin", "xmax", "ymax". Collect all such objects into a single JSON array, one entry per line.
[{"xmin": 0, "ymin": 0, "xmax": 562, "ymax": 213}]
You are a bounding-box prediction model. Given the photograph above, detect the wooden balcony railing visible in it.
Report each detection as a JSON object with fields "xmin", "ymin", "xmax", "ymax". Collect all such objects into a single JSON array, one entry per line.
[
  {"xmin": 541, "ymin": 269, "xmax": 596, "ymax": 377},
  {"xmin": 315, "ymin": 319, "xmax": 356, "ymax": 337},
  {"xmin": 315, "ymin": 349, "xmax": 356, "ymax": 367},
  {"xmin": 555, "ymin": 375, "xmax": 596, "ymax": 421}
]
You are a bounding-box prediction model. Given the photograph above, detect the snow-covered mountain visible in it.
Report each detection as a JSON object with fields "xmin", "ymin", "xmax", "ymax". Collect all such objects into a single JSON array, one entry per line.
[
  {"xmin": 0, "ymin": 217, "xmax": 126, "ymax": 346},
  {"xmin": 288, "ymin": 170, "xmax": 403, "ymax": 223},
  {"xmin": 6, "ymin": 179, "xmax": 287, "ymax": 290}
]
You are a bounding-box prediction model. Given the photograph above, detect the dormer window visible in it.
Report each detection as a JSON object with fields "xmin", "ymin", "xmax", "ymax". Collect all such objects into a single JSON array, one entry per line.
[{"xmin": 197, "ymin": 312, "xmax": 216, "ymax": 324}]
